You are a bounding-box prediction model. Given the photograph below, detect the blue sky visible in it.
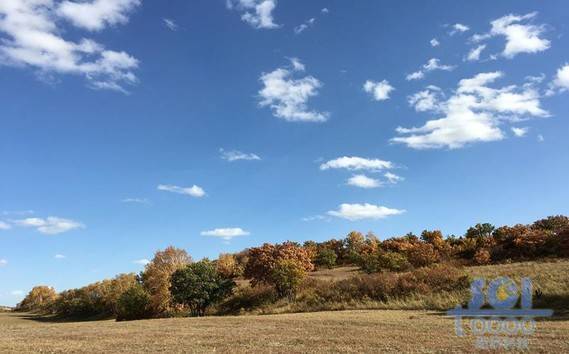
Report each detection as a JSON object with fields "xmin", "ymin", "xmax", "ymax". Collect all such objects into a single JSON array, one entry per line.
[{"xmin": 1, "ymin": 0, "xmax": 569, "ymax": 305}]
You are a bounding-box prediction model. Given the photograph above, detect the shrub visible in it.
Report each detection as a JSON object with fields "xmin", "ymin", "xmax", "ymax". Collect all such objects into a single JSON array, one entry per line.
[
  {"xmin": 406, "ymin": 243, "xmax": 440, "ymax": 268},
  {"xmin": 141, "ymin": 246, "xmax": 192, "ymax": 316},
  {"xmin": 116, "ymin": 284, "xmax": 151, "ymax": 321},
  {"xmin": 473, "ymin": 248, "xmax": 492, "ymax": 265},
  {"xmin": 269, "ymin": 259, "xmax": 307, "ymax": 298},
  {"xmin": 315, "ymin": 248, "xmax": 337, "ymax": 269},
  {"xmin": 170, "ymin": 261, "xmax": 235, "ymax": 316}
]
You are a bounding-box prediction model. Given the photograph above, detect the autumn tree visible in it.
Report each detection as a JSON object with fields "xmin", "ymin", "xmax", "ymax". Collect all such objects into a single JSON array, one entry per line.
[
  {"xmin": 16, "ymin": 286, "xmax": 57, "ymax": 312},
  {"xmin": 142, "ymin": 246, "xmax": 192, "ymax": 315},
  {"xmin": 216, "ymin": 253, "xmax": 241, "ymax": 279},
  {"xmin": 244, "ymin": 242, "xmax": 313, "ymax": 294}
]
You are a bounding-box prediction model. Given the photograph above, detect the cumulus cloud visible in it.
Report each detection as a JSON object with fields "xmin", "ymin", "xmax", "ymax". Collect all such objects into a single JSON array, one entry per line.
[
  {"xmin": 327, "ymin": 203, "xmax": 405, "ymax": 221},
  {"xmin": 321, "ymin": 8, "xmax": 329, "ymax": 14},
  {"xmin": 133, "ymin": 258, "xmax": 150, "ymax": 265},
  {"xmin": 220, "ymin": 148, "xmax": 261, "ymax": 161},
  {"xmin": 548, "ymin": 63, "xmax": 569, "ymax": 94},
  {"xmin": 450, "ymin": 23, "xmax": 470, "ymax": 35},
  {"xmin": 201, "ymin": 227, "xmax": 250, "ymax": 241},
  {"xmin": 466, "ymin": 44, "xmax": 487, "ymax": 62},
  {"xmin": 0, "ymin": 221, "xmax": 11, "ymax": 230},
  {"xmin": 163, "ymin": 18, "xmax": 178, "ymax": 31},
  {"xmin": 320, "ymin": 156, "xmax": 393, "ymax": 171},
  {"xmin": 0, "ymin": 0, "xmax": 139, "ymax": 92},
  {"xmin": 406, "ymin": 58, "xmax": 455, "ymax": 81},
  {"xmin": 13, "ymin": 217, "xmax": 84, "ymax": 235},
  {"xmin": 363, "ymin": 80, "xmax": 394, "ymax": 101},
  {"xmin": 430, "ymin": 38, "xmax": 440, "ymax": 47},
  {"xmin": 408, "ymin": 86, "xmax": 443, "ymax": 112},
  {"xmin": 511, "ymin": 127, "xmax": 529, "ymax": 137},
  {"xmin": 157, "ymin": 184, "xmax": 205, "ymax": 198},
  {"xmin": 472, "ymin": 12, "xmax": 550, "ymax": 59},
  {"xmin": 227, "ymin": 0, "xmax": 278, "ymax": 29},
  {"xmin": 393, "ymin": 71, "xmax": 549, "ymax": 149},
  {"xmin": 259, "ymin": 58, "xmax": 328, "ymax": 122},
  {"xmin": 57, "ymin": 0, "xmax": 140, "ymax": 31},
  {"xmin": 347, "ymin": 174, "xmax": 381, "ymax": 189}
]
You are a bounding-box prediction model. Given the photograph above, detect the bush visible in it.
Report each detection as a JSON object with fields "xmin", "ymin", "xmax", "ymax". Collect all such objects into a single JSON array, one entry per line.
[
  {"xmin": 315, "ymin": 248, "xmax": 337, "ymax": 269},
  {"xmin": 270, "ymin": 259, "xmax": 307, "ymax": 298},
  {"xmin": 406, "ymin": 243, "xmax": 440, "ymax": 268},
  {"xmin": 116, "ymin": 284, "xmax": 151, "ymax": 321},
  {"xmin": 473, "ymin": 248, "xmax": 492, "ymax": 265},
  {"xmin": 216, "ymin": 253, "xmax": 241, "ymax": 279},
  {"xmin": 170, "ymin": 261, "xmax": 235, "ymax": 316}
]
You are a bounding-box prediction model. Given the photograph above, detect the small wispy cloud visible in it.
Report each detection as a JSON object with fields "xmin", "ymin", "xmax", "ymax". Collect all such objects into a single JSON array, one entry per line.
[
  {"xmin": 0, "ymin": 221, "xmax": 11, "ymax": 230},
  {"xmin": 294, "ymin": 18, "xmax": 315, "ymax": 34},
  {"xmin": 121, "ymin": 198, "xmax": 151, "ymax": 205},
  {"xmin": 219, "ymin": 148, "xmax": 261, "ymax": 162},
  {"xmin": 157, "ymin": 184, "xmax": 205, "ymax": 198},
  {"xmin": 449, "ymin": 23, "xmax": 470, "ymax": 35},
  {"xmin": 54, "ymin": 254, "xmax": 66, "ymax": 259},
  {"xmin": 133, "ymin": 259, "xmax": 150, "ymax": 265},
  {"xmin": 384, "ymin": 172, "xmax": 404, "ymax": 184},
  {"xmin": 201, "ymin": 227, "xmax": 250, "ymax": 241},
  {"xmin": 511, "ymin": 127, "xmax": 529, "ymax": 137},
  {"xmin": 347, "ymin": 174, "xmax": 382, "ymax": 189},
  {"xmin": 363, "ymin": 80, "xmax": 395, "ymax": 101},
  {"xmin": 0, "ymin": 259, "xmax": 7, "ymax": 267},
  {"xmin": 13, "ymin": 217, "xmax": 84, "ymax": 235},
  {"xmin": 163, "ymin": 18, "xmax": 178, "ymax": 31},
  {"xmin": 320, "ymin": 156, "xmax": 393, "ymax": 171},
  {"xmin": 327, "ymin": 203, "xmax": 405, "ymax": 221},
  {"xmin": 406, "ymin": 58, "xmax": 455, "ymax": 81},
  {"xmin": 430, "ymin": 38, "xmax": 440, "ymax": 47}
]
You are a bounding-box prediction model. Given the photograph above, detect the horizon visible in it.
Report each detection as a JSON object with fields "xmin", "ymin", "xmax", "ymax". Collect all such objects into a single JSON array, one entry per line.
[{"xmin": 1, "ymin": 0, "xmax": 569, "ymax": 307}]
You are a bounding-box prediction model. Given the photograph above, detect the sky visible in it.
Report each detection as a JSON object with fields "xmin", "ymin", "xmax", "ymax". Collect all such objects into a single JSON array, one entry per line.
[{"xmin": 1, "ymin": 0, "xmax": 569, "ymax": 306}]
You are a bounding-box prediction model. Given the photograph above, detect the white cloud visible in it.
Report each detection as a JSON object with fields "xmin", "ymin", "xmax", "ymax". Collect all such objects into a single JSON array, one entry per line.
[
  {"xmin": 320, "ymin": 156, "xmax": 393, "ymax": 171},
  {"xmin": 13, "ymin": 217, "xmax": 84, "ymax": 235},
  {"xmin": 121, "ymin": 198, "xmax": 150, "ymax": 205},
  {"xmin": 430, "ymin": 38, "xmax": 440, "ymax": 47},
  {"xmin": 157, "ymin": 184, "xmax": 205, "ymax": 198},
  {"xmin": 537, "ymin": 134, "xmax": 544, "ymax": 142},
  {"xmin": 384, "ymin": 172, "xmax": 404, "ymax": 184},
  {"xmin": 466, "ymin": 44, "xmax": 486, "ymax": 62},
  {"xmin": 406, "ymin": 58, "xmax": 455, "ymax": 81},
  {"xmin": 259, "ymin": 58, "xmax": 328, "ymax": 122},
  {"xmin": 551, "ymin": 63, "xmax": 569, "ymax": 92},
  {"xmin": 0, "ymin": 0, "xmax": 139, "ymax": 92},
  {"xmin": 327, "ymin": 203, "xmax": 405, "ymax": 221},
  {"xmin": 201, "ymin": 227, "xmax": 250, "ymax": 241},
  {"xmin": 393, "ymin": 71, "xmax": 549, "ymax": 149},
  {"xmin": 347, "ymin": 174, "xmax": 381, "ymax": 189},
  {"xmin": 321, "ymin": 8, "xmax": 329, "ymax": 14},
  {"xmin": 133, "ymin": 258, "xmax": 150, "ymax": 265},
  {"xmin": 472, "ymin": 12, "xmax": 550, "ymax": 59},
  {"xmin": 11, "ymin": 290, "xmax": 24, "ymax": 296},
  {"xmin": 54, "ymin": 254, "xmax": 66, "ymax": 259},
  {"xmin": 57, "ymin": 0, "xmax": 140, "ymax": 31},
  {"xmin": 163, "ymin": 18, "xmax": 178, "ymax": 31},
  {"xmin": 408, "ymin": 86, "xmax": 443, "ymax": 112},
  {"xmin": 450, "ymin": 23, "xmax": 470, "ymax": 35},
  {"xmin": 228, "ymin": 0, "xmax": 278, "ymax": 29},
  {"xmin": 363, "ymin": 80, "xmax": 394, "ymax": 101},
  {"xmin": 511, "ymin": 127, "xmax": 529, "ymax": 137},
  {"xmin": 294, "ymin": 18, "xmax": 315, "ymax": 34},
  {"xmin": 219, "ymin": 148, "xmax": 261, "ymax": 162},
  {"xmin": 0, "ymin": 259, "xmax": 7, "ymax": 266},
  {"xmin": 301, "ymin": 215, "xmax": 328, "ymax": 222},
  {"xmin": 0, "ymin": 221, "xmax": 11, "ymax": 230}
]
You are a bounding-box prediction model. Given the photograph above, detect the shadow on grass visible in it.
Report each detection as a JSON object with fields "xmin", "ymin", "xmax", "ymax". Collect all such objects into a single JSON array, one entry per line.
[{"xmin": 14, "ymin": 312, "xmax": 113, "ymax": 323}]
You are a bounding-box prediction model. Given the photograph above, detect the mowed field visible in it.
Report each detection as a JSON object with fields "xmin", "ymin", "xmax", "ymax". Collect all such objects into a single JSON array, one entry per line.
[
  {"xmin": 1, "ymin": 310, "xmax": 568, "ymax": 353},
  {"xmin": 2, "ymin": 260, "xmax": 569, "ymax": 353}
]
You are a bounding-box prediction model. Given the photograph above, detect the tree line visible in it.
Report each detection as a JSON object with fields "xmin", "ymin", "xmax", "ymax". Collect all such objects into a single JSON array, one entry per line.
[{"xmin": 15, "ymin": 215, "xmax": 569, "ymax": 320}]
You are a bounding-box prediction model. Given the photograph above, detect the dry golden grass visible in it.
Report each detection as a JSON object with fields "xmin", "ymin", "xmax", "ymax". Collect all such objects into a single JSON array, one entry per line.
[{"xmin": 1, "ymin": 310, "xmax": 568, "ymax": 353}]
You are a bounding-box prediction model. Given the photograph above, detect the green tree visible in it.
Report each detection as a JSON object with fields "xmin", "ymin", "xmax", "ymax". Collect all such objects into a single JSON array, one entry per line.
[
  {"xmin": 170, "ymin": 261, "xmax": 235, "ymax": 316},
  {"xmin": 116, "ymin": 284, "xmax": 151, "ymax": 321},
  {"xmin": 269, "ymin": 259, "xmax": 307, "ymax": 298},
  {"xmin": 315, "ymin": 248, "xmax": 337, "ymax": 269}
]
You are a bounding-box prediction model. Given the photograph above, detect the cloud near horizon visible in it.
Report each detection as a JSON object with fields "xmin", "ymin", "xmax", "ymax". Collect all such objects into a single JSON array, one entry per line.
[
  {"xmin": 201, "ymin": 227, "xmax": 250, "ymax": 241},
  {"xmin": 327, "ymin": 203, "xmax": 405, "ymax": 221}
]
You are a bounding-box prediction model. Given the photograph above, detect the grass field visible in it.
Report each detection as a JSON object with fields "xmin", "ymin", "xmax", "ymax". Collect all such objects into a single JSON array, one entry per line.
[
  {"xmin": 2, "ymin": 260, "xmax": 568, "ymax": 353},
  {"xmin": 2, "ymin": 310, "xmax": 569, "ymax": 353}
]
